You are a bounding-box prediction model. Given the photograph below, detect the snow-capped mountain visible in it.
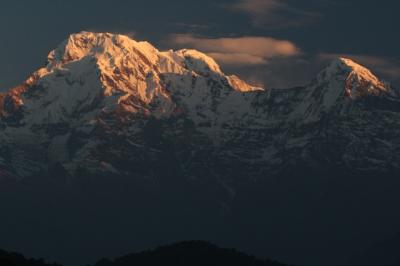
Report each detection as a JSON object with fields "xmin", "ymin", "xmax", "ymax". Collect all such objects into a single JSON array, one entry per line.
[{"xmin": 0, "ymin": 31, "xmax": 399, "ymax": 181}]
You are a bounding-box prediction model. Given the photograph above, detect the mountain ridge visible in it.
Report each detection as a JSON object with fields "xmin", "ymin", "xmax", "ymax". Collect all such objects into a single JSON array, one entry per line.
[{"xmin": 0, "ymin": 31, "xmax": 399, "ymax": 180}]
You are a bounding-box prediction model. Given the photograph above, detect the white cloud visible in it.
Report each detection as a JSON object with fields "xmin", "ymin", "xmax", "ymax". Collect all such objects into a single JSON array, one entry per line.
[
  {"xmin": 169, "ymin": 35, "xmax": 300, "ymax": 66},
  {"xmin": 207, "ymin": 53, "xmax": 268, "ymax": 66}
]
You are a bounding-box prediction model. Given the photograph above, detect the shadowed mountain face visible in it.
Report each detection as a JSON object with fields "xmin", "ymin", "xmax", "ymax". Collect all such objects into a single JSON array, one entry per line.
[{"xmin": 0, "ymin": 32, "xmax": 400, "ymax": 266}]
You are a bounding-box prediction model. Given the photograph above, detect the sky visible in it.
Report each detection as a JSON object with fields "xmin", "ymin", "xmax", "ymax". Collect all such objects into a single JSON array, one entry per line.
[{"xmin": 0, "ymin": 0, "xmax": 399, "ymax": 91}]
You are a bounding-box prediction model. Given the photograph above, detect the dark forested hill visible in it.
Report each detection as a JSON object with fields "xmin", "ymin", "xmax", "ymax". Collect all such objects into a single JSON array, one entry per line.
[
  {"xmin": 92, "ymin": 241, "xmax": 290, "ymax": 266},
  {"xmin": 0, "ymin": 250, "xmax": 61, "ymax": 266}
]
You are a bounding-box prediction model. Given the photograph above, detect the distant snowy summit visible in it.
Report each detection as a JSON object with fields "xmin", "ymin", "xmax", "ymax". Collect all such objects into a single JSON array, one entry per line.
[
  {"xmin": 0, "ymin": 31, "xmax": 399, "ymax": 181},
  {"xmin": 320, "ymin": 57, "xmax": 391, "ymax": 98}
]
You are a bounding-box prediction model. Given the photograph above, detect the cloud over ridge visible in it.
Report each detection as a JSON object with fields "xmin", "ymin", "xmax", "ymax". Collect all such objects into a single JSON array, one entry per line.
[{"xmin": 170, "ymin": 34, "xmax": 300, "ymax": 66}]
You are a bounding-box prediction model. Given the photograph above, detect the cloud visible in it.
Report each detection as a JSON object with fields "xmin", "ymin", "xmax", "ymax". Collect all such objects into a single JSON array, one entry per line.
[
  {"xmin": 229, "ymin": 0, "xmax": 323, "ymax": 28},
  {"xmin": 207, "ymin": 53, "xmax": 268, "ymax": 66},
  {"xmin": 169, "ymin": 34, "xmax": 300, "ymax": 66},
  {"xmin": 318, "ymin": 53, "xmax": 400, "ymax": 83}
]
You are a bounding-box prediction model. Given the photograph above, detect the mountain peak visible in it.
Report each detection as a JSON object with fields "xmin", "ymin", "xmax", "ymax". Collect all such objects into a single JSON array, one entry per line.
[
  {"xmin": 48, "ymin": 31, "xmax": 226, "ymax": 74},
  {"xmin": 47, "ymin": 31, "xmax": 159, "ymax": 66},
  {"xmin": 173, "ymin": 49, "xmax": 223, "ymax": 75},
  {"xmin": 330, "ymin": 57, "xmax": 380, "ymax": 79},
  {"xmin": 47, "ymin": 32, "xmax": 264, "ymax": 90},
  {"xmin": 318, "ymin": 57, "xmax": 389, "ymax": 99}
]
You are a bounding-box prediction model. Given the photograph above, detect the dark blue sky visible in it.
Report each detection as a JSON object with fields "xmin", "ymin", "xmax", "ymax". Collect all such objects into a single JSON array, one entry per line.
[{"xmin": 1, "ymin": 0, "xmax": 399, "ymax": 90}]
